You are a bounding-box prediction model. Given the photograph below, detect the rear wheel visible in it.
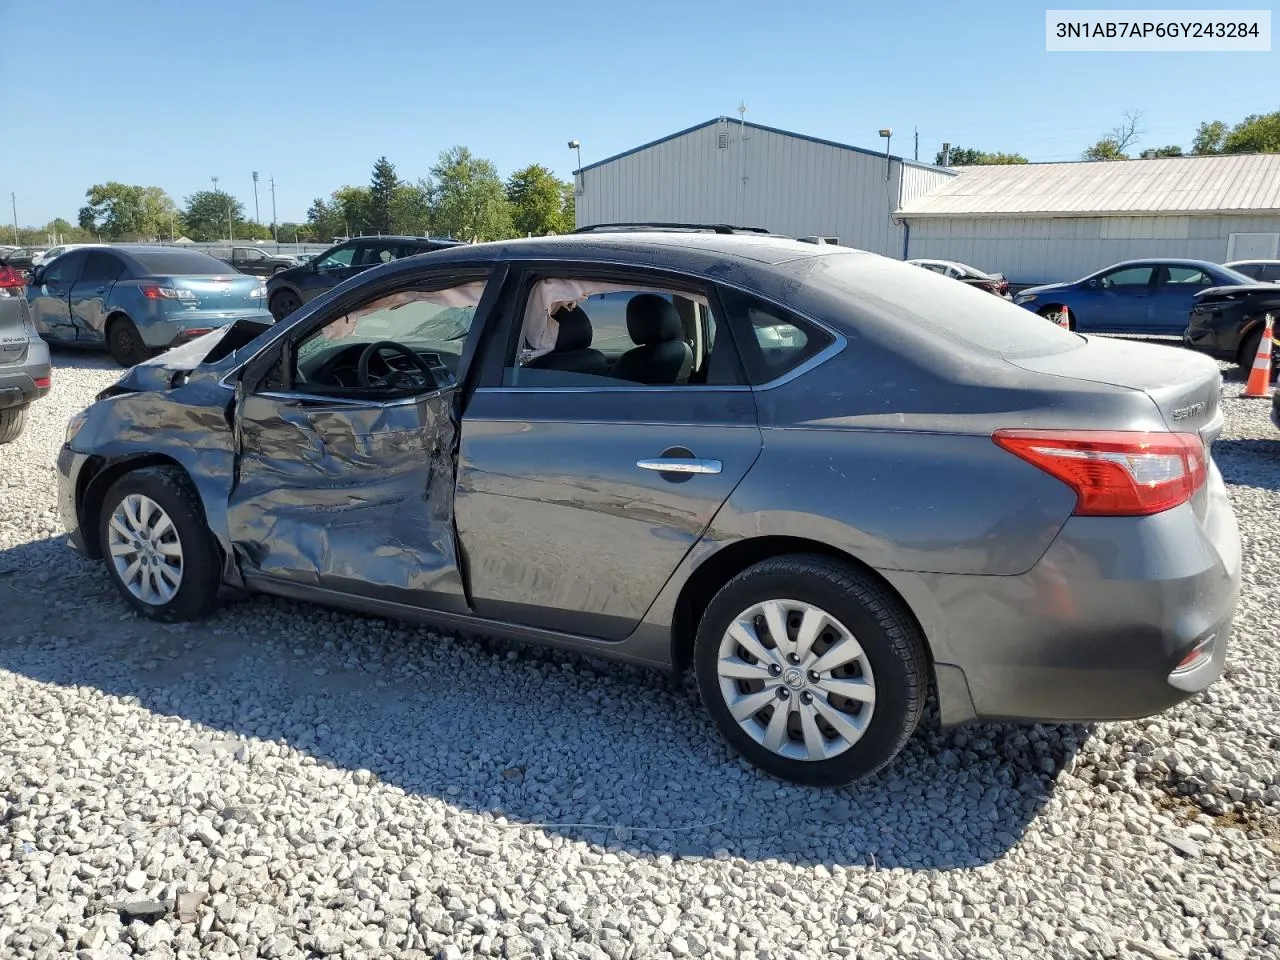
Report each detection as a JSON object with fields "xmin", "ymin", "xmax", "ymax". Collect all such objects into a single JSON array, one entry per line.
[
  {"xmin": 107, "ymin": 315, "xmax": 147, "ymax": 367},
  {"xmin": 1238, "ymin": 327, "xmax": 1279, "ymax": 381},
  {"xmin": 0, "ymin": 404, "xmax": 28, "ymax": 444},
  {"xmin": 97, "ymin": 466, "xmax": 222, "ymax": 622},
  {"xmin": 694, "ymin": 555, "xmax": 929, "ymax": 786},
  {"xmin": 270, "ymin": 289, "xmax": 301, "ymax": 322}
]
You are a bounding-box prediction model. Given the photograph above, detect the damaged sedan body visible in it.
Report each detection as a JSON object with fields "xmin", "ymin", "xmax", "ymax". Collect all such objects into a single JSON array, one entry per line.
[{"xmin": 57, "ymin": 229, "xmax": 1241, "ymax": 786}]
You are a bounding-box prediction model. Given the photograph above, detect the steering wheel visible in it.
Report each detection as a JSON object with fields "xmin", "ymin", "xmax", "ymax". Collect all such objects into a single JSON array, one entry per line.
[{"xmin": 356, "ymin": 340, "xmax": 436, "ymax": 390}]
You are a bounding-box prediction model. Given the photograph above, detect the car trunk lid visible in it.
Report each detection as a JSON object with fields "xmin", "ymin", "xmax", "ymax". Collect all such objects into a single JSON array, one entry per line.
[
  {"xmin": 165, "ymin": 274, "xmax": 263, "ymax": 310},
  {"xmin": 1008, "ymin": 336, "xmax": 1223, "ymax": 518},
  {"xmin": 0, "ymin": 297, "xmax": 33, "ymax": 365}
]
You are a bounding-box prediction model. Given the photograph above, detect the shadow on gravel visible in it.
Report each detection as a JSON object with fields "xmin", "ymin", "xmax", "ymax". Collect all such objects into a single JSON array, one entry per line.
[
  {"xmin": 1213, "ymin": 438, "xmax": 1280, "ymax": 491},
  {"xmin": 1, "ymin": 532, "xmax": 1087, "ymax": 872}
]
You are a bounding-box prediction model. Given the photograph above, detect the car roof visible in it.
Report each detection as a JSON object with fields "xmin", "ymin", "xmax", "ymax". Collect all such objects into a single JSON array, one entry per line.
[
  {"xmin": 347, "ymin": 235, "xmax": 463, "ymax": 245},
  {"xmin": 1105, "ymin": 258, "xmax": 1226, "ymax": 269},
  {"xmin": 1225, "ymin": 259, "xmax": 1280, "ymax": 266}
]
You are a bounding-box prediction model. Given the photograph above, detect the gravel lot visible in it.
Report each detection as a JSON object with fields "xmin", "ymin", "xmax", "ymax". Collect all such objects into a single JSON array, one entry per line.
[{"xmin": 2, "ymin": 348, "xmax": 1278, "ymax": 960}]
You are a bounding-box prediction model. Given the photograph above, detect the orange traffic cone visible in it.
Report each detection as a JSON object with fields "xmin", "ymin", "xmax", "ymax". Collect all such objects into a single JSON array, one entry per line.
[{"xmin": 1241, "ymin": 313, "xmax": 1275, "ymax": 399}]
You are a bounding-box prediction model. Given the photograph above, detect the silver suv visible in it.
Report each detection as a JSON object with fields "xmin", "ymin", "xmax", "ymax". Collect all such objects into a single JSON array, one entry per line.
[{"xmin": 0, "ymin": 292, "xmax": 52, "ymax": 443}]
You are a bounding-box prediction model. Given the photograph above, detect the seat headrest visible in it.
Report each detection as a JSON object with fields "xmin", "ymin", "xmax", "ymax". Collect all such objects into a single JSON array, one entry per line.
[
  {"xmin": 625, "ymin": 294, "xmax": 683, "ymax": 346},
  {"xmin": 551, "ymin": 305, "xmax": 593, "ymax": 352}
]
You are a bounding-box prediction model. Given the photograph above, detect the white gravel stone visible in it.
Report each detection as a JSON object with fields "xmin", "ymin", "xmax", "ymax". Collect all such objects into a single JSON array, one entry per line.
[{"xmin": 0, "ymin": 350, "xmax": 1277, "ymax": 960}]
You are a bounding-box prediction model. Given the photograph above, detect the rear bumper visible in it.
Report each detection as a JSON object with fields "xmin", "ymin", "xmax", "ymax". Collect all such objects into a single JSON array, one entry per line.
[
  {"xmin": 137, "ymin": 309, "xmax": 274, "ymax": 349},
  {"xmin": 0, "ymin": 338, "xmax": 52, "ymax": 409},
  {"xmin": 908, "ymin": 463, "xmax": 1240, "ymax": 724}
]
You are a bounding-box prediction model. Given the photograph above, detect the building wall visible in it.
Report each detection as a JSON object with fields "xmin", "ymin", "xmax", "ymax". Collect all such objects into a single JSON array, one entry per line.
[
  {"xmin": 903, "ymin": 214, "xmax": 1280, "ymax": 284},
  {"xmin": 576, "ymin": 120, "xmax": 955, "ymax": 257}
]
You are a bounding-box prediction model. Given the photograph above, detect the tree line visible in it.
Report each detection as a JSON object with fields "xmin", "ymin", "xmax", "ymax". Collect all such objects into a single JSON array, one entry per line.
[
  {"xmin": 935, "ymin": 108, "xmax": 1280, "ymax": 166},
  {"xmin": 11, "ymin": 147, "xmax": 575, "ymax": 247}
]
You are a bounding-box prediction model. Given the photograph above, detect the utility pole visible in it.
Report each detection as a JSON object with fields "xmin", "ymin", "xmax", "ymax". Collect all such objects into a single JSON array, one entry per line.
[
  {"xmin": 9, "ymin": 193, "xmax": 17, "ymax": 245},
  {"xmin": 251, "ymin": 171, "xmax": 260, "ymax": 227},
  {"xmin": 269, "ymin": 176, "xmax": 278, "ymax": 243},
  {"xmin": 914, "ymin": 127, "xmax": 919, "ymax": 162}
]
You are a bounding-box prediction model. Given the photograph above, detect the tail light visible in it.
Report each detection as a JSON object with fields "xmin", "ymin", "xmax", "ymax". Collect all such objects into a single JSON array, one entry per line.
[
  {"xmin": 992, "ymin": 430, "xmax": 1207, "ymax": 516},
  {"xmin": 249, "ymin": 283, "xmax": 267, "ymax": 299},
  {"xmin": 140, "ymin": 285, "xmax": 197, "ymax": 301},
  {"xmin": 0, "ymin": 267, "xmax": 24, "ymax": 289},
  {"xmin": 34, "ymin": 375, "xmax": 51, "ymax": 389},
  {"xmin": 976, "ymin": 281, "xmax": 997, "ymax": 293}
]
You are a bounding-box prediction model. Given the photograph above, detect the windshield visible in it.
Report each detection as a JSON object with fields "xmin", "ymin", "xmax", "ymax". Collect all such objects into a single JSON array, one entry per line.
[{"xmin": 131, "ymin": 250, "xmax": 237, "ymax": 275}]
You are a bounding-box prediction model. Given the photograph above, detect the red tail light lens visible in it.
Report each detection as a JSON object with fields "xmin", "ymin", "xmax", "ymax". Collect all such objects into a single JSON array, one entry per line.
[
  {"xmin": 992, "ymin": 430, "xmax": 1207, "ymax": 516},
  {"xmin": 34, "ymin": 376, "xmax": 51, "ymax": 389},
  {"xmin": 140, "ymin": 285, "xmax": 197, "ymax": 301},
  {"xmin": 0, "ymin": 268, "xmax": 24, "ymax": 288}
]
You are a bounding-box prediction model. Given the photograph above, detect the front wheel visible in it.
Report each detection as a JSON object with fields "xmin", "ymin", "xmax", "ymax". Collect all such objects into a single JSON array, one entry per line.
[
  {"xmin": 694, "ymin": 555, "xmax": 929, "ymax": 786},
  {"xmin": 0, "ymin": 404, "xmax": 28, "ymax": 444},
  {"xmin": 1038, "ymin": 305, "xmax": 1073, "ymax": 330},
  {"xmin": 98, "ymin": 466, "xmax": 223, "ymax": 622}
]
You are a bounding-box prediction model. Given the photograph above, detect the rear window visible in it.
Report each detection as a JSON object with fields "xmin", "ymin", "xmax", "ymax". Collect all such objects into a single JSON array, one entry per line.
[
  {"xmin": 129, "ymin": 250, "xmax": 234, "ymax": 275},
  {"xmin": 805, "ymin": 253, "xmax": 1080, "ymax": 358}
]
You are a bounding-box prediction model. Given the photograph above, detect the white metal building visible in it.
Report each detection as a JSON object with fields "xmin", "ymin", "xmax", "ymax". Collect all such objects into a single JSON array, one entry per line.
[
  {"xmin": 573, "ymin": 118, "xmax": 956, "ymax": 257},
  {"xmin": 896, "ymin": 153, "xmax": 1280, "ymax": 284}
]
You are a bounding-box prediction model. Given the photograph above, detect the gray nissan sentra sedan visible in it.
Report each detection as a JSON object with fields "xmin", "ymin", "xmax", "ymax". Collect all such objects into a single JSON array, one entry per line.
[{"xmin": 55, "ymin": 227, "xmax": 1240, "ymax": 786}]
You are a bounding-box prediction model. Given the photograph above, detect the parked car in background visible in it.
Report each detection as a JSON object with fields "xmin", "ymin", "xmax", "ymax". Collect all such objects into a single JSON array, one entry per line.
[
  {"xmin": 1184, "ymin": 281, "xmax": 1280, "ymax": 377},
  {"xmin": 56, "ymin": 230, "xmax": 1238, "ymax": 786},
  {"xmin": 27, "ymin": 246, "xmax": 271, "ymax": 366},
  {"xmin": 906, "ymin": 259, "xmax": 1010, "ymax": 297},
  {"xmin": 209, "ymin": 245, "xmax": 301, "ymax": 277},
  {"xmin": 1014, "ymin": 259, "xmax": 1255, "ymax": 335},
  {"xmin": 3, "ymin": 246, "xmax": 46, "ymax": 273},
  {"xmin": 1224, "ymin": 260, "xmax": 1280, "ymax": 283},
  {"xmin": 32, "ymin": 243, "xmax": 100, "ymax": 268},
  {"xmin": 0, "ymin": 289, "xmax": 52, "ymax": 443},
  {"xmin": 265, "ymin": 235, "xmax": 462, "ymax": 321}
]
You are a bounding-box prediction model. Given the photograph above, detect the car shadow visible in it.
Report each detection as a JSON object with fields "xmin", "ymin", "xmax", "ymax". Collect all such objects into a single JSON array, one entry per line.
[
  {"xmin": 1214, "ymin": 437, "xmax": 1280, "ymax": 490},
  {"xmin": 0, "ymin": 533, "xmax": 1088, "ymax": 872}
]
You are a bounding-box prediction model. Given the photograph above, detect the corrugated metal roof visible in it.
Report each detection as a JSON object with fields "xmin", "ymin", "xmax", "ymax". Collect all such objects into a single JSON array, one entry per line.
[{"xmin": 897, "ymin": 154, "xmax": 1280, "ymax": 218}]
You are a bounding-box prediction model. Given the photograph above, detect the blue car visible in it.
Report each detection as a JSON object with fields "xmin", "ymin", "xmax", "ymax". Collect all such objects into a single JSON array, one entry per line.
[
  {"xmin": 1013, "ymin": 258, "xmax": 1255, "ymax": 335},
  {"xmin": 27, "ymin": 245, "xmax": 272, "ymax": 366}
]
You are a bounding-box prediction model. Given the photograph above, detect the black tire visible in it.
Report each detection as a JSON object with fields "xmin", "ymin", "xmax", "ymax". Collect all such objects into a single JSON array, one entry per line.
[
  {"xmin": 270, "ymin": 289, "xmax": 301, "ymax": 322},
  {"xmin": 694, "ymin": 554, "xmax": 929, "ymax": 786},
  {"xmin": 0, "ymin": 404, "xmax": 27, "ymax": 444},
  {"xmin": 97, "ymin": 466, "xmax": 222, "ymax": 622},
  {"xmin": 1238, "ymin": 327, "xmax": 1279, "ymax": 381},
  {"xmin": 107, "ymin": 315, "xmax": 148, "ymax": 367}
]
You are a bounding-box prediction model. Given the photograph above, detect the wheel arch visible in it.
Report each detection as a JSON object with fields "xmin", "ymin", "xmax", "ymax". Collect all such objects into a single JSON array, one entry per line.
[
  {"xmin": 77, "ymin": 454, "xmax": 221, "ymax": 569},
  {"xmin": 669, "ymin": 535, "xmax": 934, "ymax": 678}
]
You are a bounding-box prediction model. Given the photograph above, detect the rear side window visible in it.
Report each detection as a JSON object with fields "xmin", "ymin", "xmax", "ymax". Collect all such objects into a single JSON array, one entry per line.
[
  {"xmin": 804, "ymin": 252, "xmax": 1080, "ymax": 358},
  {"xmin": 1261, "ymin": 264, "xmax": 1280, "ymax": 282},
  {"xmin": 718, "ymin": 287, "xmax": 834, "ymax": 384},
  {"xmin": 80, "ymin": 252, "xmax": 126, "ymax": 283},
  {"xmin": 1165, "ymin": 266, "xmax": 1213, "ymax": 285},
  {"xmin": 130, "ymin": 251, "xmax": 233, "ymax": 275}
]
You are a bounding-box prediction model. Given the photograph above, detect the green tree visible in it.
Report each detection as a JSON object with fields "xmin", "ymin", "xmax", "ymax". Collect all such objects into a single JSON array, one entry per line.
[
  {"xmin": 305, "ymin": 187, "xmax": 371, "ymax": 239},
  {"xmin": 427, "ymin": 146, "xmax": 512, "ymax": 242},
  {"xmin": 1140, "ymin": 145, "xmax": 1184, "ymax": 158},
  {"xmin": 390, "ymin": 181, "xmax": 433, "ymax": 236},
  {"xmin": 1191, "ymin": 120, "xmax": 1229, "ymax": 154},
  {"xmin": 77, "ymin": 182, "xmax": 176, "ymax": 240},
  {"xmin": 1222, "ymin": 111, "xmax": 1280, "ymax": 153},
  {"xmin": 181, "ymin": 190, "xmax": 245, "ymax": 241},
  {"xmin": 368, "ymin": 156, "xmax": 400, "ymax": 235},
  {"xmin": 561, "ymin": 181, "xmax": 576, "ymax": 233},
  {"xmin": 934, "ymin": 146, "xmax": 1027, "ymax": 166},
  {"xmin": 506, "ymin": 163, "xmax": 574, "ymax": 236}
]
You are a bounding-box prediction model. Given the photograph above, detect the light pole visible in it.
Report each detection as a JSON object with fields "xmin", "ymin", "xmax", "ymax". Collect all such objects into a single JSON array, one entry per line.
[
  {"xmin": 269, "ymin": 176, "xmax": 278, "ymax": 243},
  {"xmin": 567, "ymin": 139, "xmax": 582, "ymax": 195},
  {"xmin": 9, "ymin": 193, "xmax": 17, "ymax": 245},
  {"xmin": 252, "ymin": 171, "xmax": 260, "ymax": 228},
  {"xmin": 879, "ymin": 128, "xmax": 893, "ymax": 181}
]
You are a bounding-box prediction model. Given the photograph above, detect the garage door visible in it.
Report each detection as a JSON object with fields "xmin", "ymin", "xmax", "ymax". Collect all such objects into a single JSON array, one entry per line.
[{"xmin": 1227, "ymin": 233, "xmax": 1279, "ymax": 260}]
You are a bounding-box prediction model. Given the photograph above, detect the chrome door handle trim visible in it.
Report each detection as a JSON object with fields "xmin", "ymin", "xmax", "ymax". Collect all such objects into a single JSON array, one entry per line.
[{"xmin": 636, "ymin": 458, "xmax": 722, "ymax": 475}]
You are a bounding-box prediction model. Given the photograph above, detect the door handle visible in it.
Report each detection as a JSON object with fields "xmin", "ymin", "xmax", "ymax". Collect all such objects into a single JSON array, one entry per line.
[{"xmin": 636, "ymin": 457, "xmax": 722, "ymax": 475}]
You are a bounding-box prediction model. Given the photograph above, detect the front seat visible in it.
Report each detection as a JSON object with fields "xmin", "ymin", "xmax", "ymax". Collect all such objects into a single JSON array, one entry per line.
[
  {"xmin": 525, "ymin": 305, "xmax": 608, "ymax": 376},
  {"xmin": 609, "ymin": 294, "xmax": 693, "ymax": 385}
]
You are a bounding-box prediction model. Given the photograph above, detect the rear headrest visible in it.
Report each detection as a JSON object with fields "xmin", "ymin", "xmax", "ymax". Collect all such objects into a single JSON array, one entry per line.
[
  {"xmin": 551, "ymin": 305, "xmax": 593, "ymax": 352},
  {"xmin": 625, "ymin": 294, "xmax": 682, "ymax": 346}
]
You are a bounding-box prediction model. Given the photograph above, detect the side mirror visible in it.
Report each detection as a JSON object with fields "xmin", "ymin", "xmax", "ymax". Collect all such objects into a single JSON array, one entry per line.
[
  {"xmin": 29, "ymin": 268, "xmax": 43, "ymax": 286},
  {"xmin": 1085, "ymin": 278, "xmax": 1099, "ymax": 289}
]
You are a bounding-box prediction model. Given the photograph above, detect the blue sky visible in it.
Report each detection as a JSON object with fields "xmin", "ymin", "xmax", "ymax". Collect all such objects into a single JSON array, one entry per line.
[{"xmin": 3, "ymin": 0, "xmax": 1273, "ymax": 225}]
